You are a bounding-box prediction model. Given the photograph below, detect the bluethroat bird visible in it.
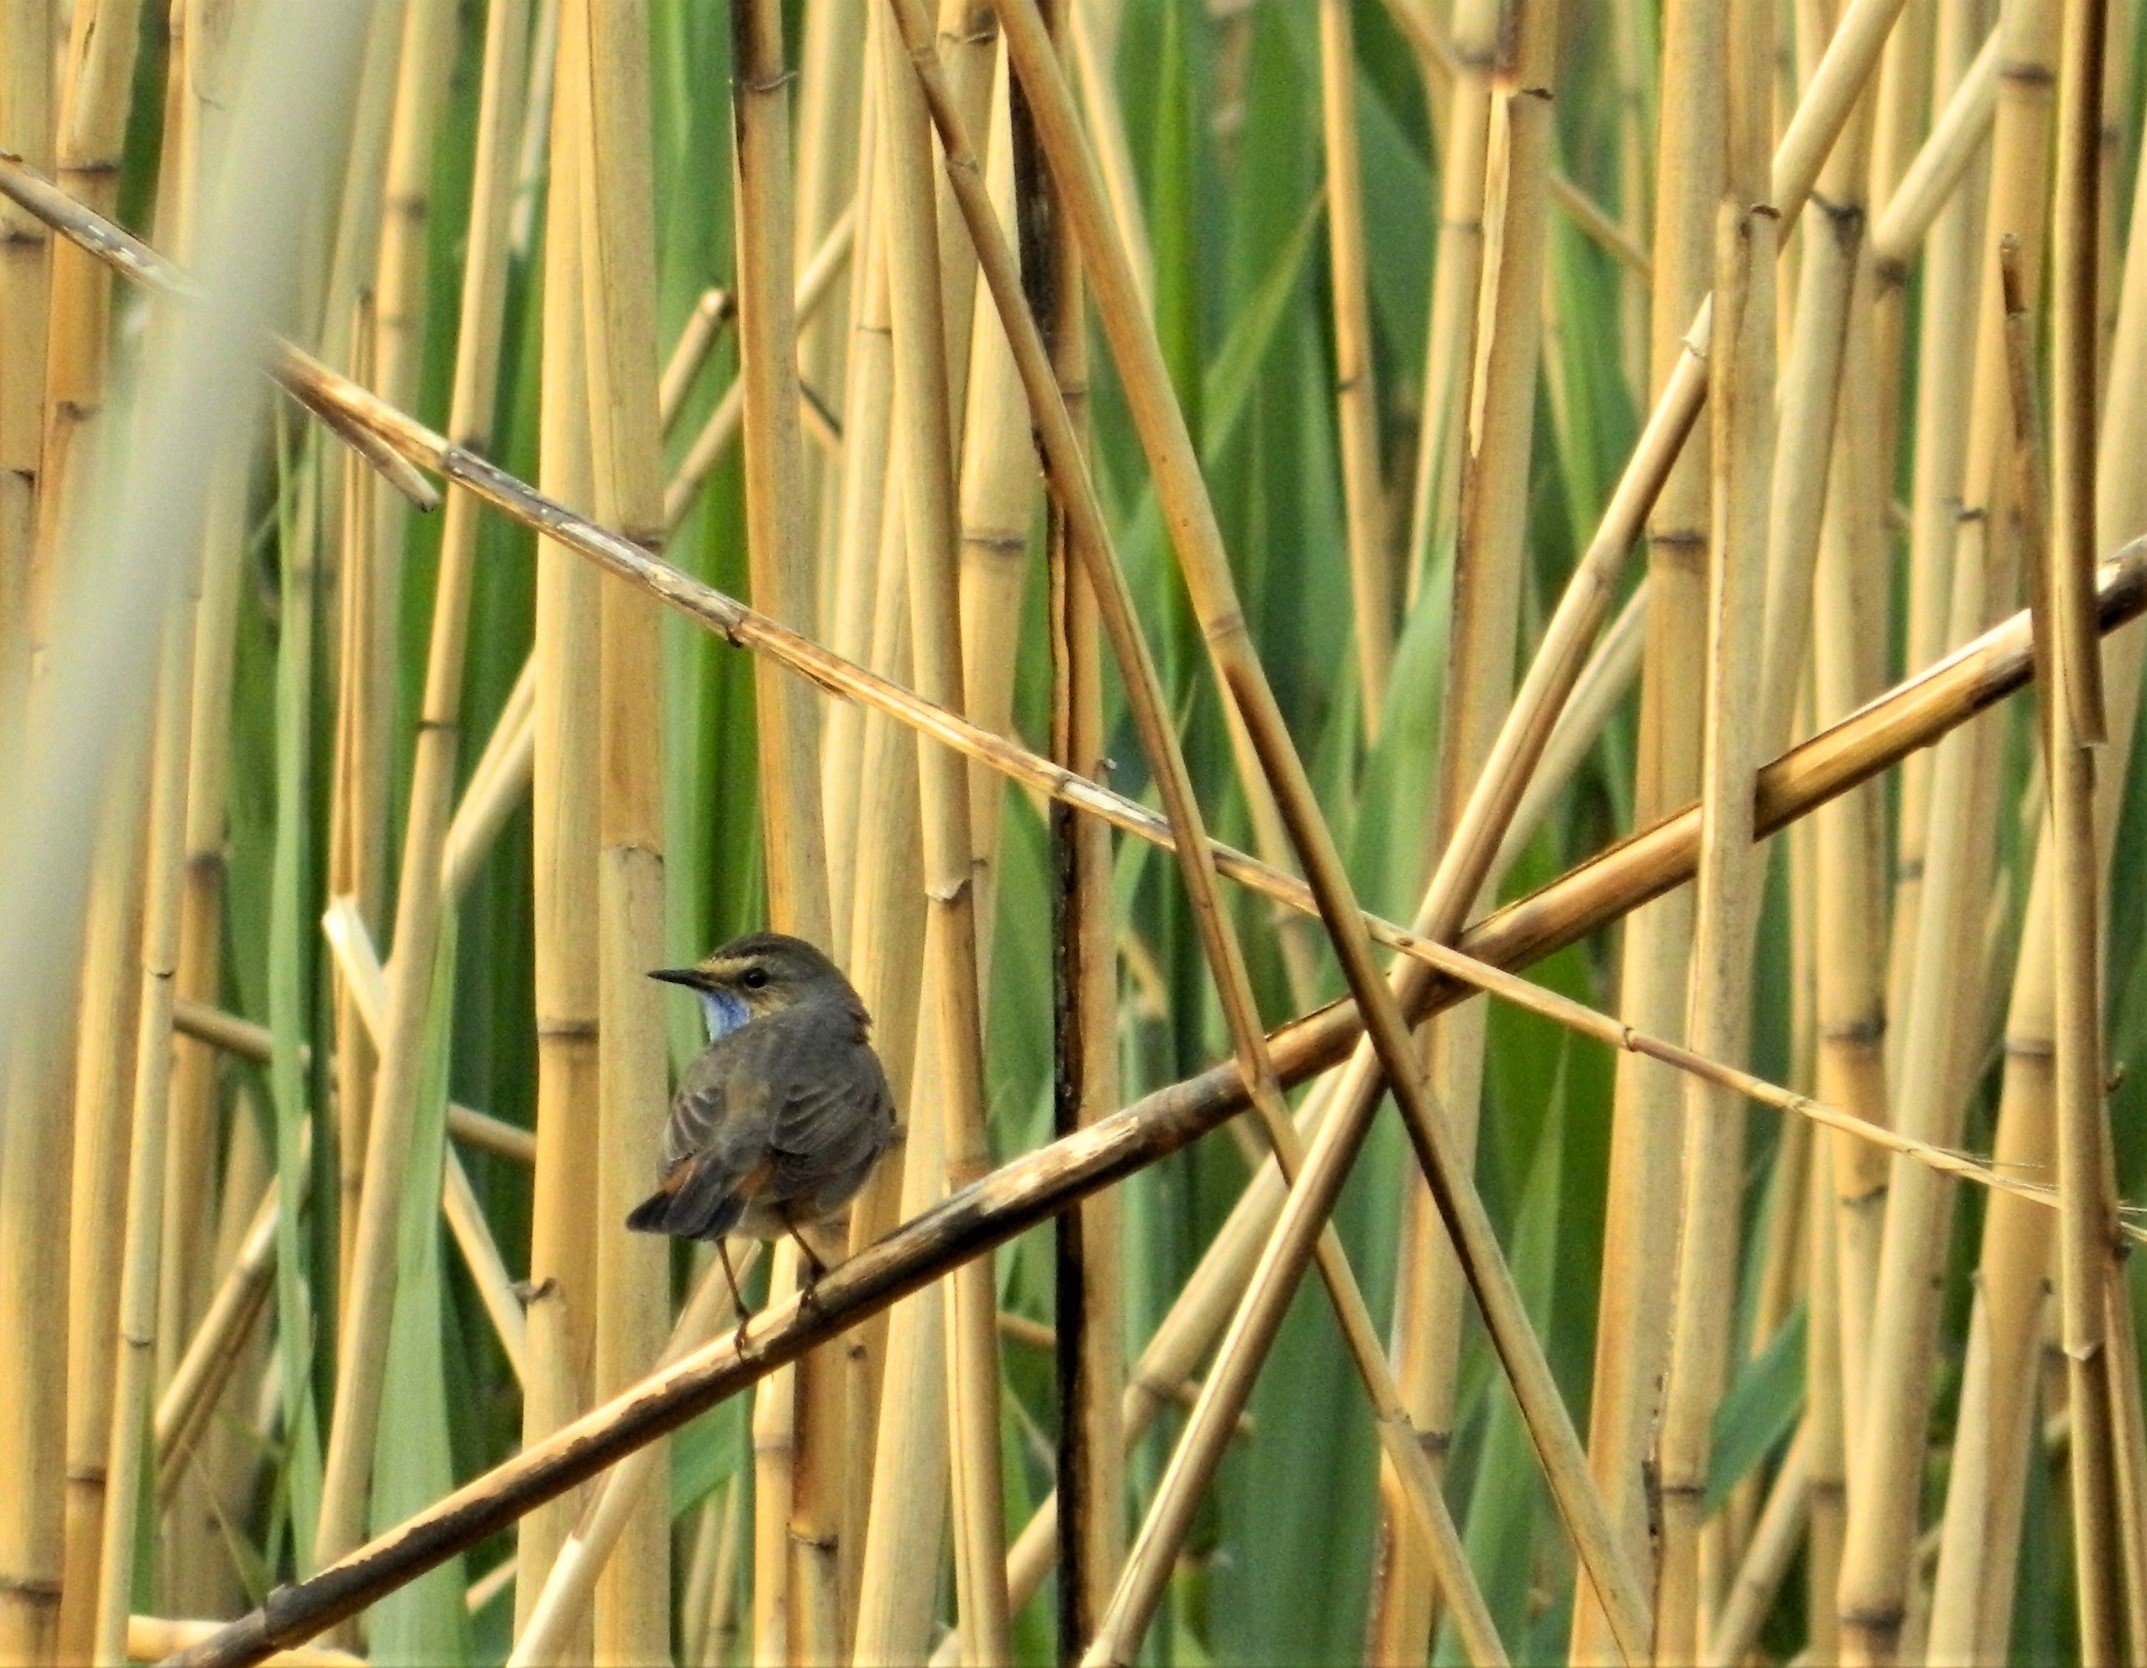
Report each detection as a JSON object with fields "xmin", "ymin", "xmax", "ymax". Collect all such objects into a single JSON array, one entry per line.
[{"xmin": 629, "ymin": 932, "xmax": 896, "ymax": 1341}]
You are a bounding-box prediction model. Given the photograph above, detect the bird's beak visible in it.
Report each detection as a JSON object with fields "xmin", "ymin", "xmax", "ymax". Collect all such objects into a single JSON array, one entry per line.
[{"xmin": 649, "ymin": 966, "xmax": 702, "ymax": 989}]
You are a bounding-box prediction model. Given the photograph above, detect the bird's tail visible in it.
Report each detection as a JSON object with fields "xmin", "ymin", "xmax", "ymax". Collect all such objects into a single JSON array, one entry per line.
[{"xmin": 626, "ymin": 1154, "xmax": 747, "ymax": 1242}]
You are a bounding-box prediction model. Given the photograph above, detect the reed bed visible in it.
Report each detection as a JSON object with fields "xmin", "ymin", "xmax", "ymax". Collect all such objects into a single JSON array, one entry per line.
[{"xmin": 13, "ymin": 2, "xmax": 2147, "ymax": 1665}]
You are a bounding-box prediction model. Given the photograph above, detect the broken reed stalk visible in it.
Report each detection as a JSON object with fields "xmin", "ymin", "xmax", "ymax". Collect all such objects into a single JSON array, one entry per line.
[
  {"xmin": 1371, "ymin": 0, "xmax": 1553, "ymax": 1650},
  {"xmin": 563, "ymin": 0, "xmax": 675, "ymax": 1653},
  {"xmin": 518, "ymin": 11, "xmax": 607, "ymax": 1639},
  {"xmin": 876, "ymin": 20, "xmax": 1012, "ymax": 1661},
  {"xmin": 1838, "ymin": 4, "xmax": 2063, "ymax": 1655},
  {"xmin": 2045, "ymin": 1, "xmax": 2125, "ymax": 1651},
  {"xmin": 1653, "ymin": 0, "xmax": 1775, "ymax": 1649},
  {"xmin": 1317, "ymin": 0, "xmax": 1393, "ymax": 734},
  {"xmin": 311, "ymin": 0, "xmax": 528, "ymax": 1581},
  {"xmin": 160, "ymin": 541, "xmax": 2147, "ymax": 1668}
]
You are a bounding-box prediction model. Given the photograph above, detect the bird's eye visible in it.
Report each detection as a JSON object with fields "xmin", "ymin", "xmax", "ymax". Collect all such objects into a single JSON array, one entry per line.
[{"xmin": 743, "ymin": 968, "xmax": 769, "ymax": 990}]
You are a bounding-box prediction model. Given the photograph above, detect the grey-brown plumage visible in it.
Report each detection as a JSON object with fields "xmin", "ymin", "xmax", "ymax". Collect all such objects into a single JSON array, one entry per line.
[{"xmin": 628, "ymin": 934, "xmax": 894, "ymax": 1284}]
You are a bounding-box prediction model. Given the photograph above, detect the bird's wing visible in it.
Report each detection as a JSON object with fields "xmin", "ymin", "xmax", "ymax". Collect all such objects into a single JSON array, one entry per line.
[
  {"xmin": 761, "ymin": 1022, "xmax": 895, "ymax": 1202},
  {"xmin": 627, "ymin": 1049, "xmax": 763, "ymax": 1241}
]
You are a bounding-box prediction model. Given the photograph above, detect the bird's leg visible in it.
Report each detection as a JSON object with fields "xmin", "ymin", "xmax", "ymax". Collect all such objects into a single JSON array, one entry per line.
[
  {"xmin": 718, "ymin": 1240, "xmax": 756, "ymax": 1357},
  {"xmin": 785, "ymin": 1221, "xmax": 829, "ymax": 1307}
]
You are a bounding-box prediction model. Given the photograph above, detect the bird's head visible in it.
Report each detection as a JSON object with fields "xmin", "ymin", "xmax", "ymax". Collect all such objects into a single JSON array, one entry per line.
[{"xmin": 650, "ymin": 932, "xmax": 861, "ymax": 1043}]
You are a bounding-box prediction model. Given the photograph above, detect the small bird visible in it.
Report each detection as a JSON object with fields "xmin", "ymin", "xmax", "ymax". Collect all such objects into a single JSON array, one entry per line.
[{"xmin": 628, "ymin": 932, "xmax": 895, "ymax": 1338}]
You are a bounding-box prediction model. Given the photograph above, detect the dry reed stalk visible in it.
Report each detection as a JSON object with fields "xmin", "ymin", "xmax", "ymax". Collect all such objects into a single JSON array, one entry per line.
[
  {"xmin": 1573, "ymin": 0, "xmax": 1723, "ymax": 1650},
  {"xmin": 366, "ymin": 0, "xmax": 457, "ymax": 673},
  {"xmin": 1028, "ymin": 5, "xmax": 1123, "ymax": 1639},
  {"xmin": 1838, "ymin": 3, "xmax": 2065, "ymax": 1651},
  {"xmin": 1490, "ymin": 583, "xmax": 1648, "ymax": 882},
  {"xmin": 819, "ymin": 97, "xmax": 891, "ymax": 960},
  {"xmin": 440, "ymin": 672, "xmax": 538, "ymax": 904},
  {"xmin": 36, "ymin": 0, "xmax": 146, "ymax": 602},
  {"xmin": 1811, "ymin": 275, "xmax": 1894, "ymax": 1471},
  {"xmin": 517, "ymin": 26, "xmax": 602, "ymax": 1638},
  {"xmin": 160, "ymin": 538, "xmax": 2147, "ymax": 1667},
  {"xmin": 1930, "ymin": 91, "xmax": 2147, "ymax": 1654},
  {"xmin": 733, "ymin": 4, "xmax": 843, "ymax": 1656},
  {"xmin": 1370, "ymin": 0, "xmax": 1553, "ymax": 1651},
  {"xmin": 663, "ymin": 210, "xmax": 859, "ymax": 535},
  {"xmin": 153, "ymin": 1174, "xmax": 281, "ymax": 1506},
  {"xmin": 560, "ymin": 0, "xmax": 673, "ymax": 1651},
  {"xmin": 0, "ymin": 0, "xmax": 51, "ymax": 709},
  {"xmin": 156, "ymin": 7, "xmax": 260, "ymax": 1613},
  {"xmin": 509, "ymin": 1258, "xmax": 754, "ymax": 1665},
  {"xmin": 1318, "ymin": 0, "xmax": 1394, "ymax": 733},
  {"xmin": 1705, "ymin": 1428, "xmax": 1814, "ymax": 1667},
  {"xmin": 2044, "ymin": 5, "xmax": 2125, "ymax": 1648},
  {"xmin": 94, "ymin": 577, "xmax": 203, "ymax": 1667},
  {"xmin": 57, "ymin": 781, "xmax": 147, "ymax": 1664},
  {"xmin": 26, "ymin": 11, "xmax": 149, "ymax": 1621},
  {"xmin": 732, "ymin": 0, "xmax": 833, "ymax": 949},
  {"xmin": 310, "ymin": 0, "xmax": 528, "ymax": 1594},
  {"xmin": 974, "ymin": 0, "xmax": 1651, "ymax": 1654},
  {"xmin": 878, "ymin": 24, "xmax": 1012, "ymax": 1658},
  {"xmin": 1884, "ymin": 0, "xmax": 1994, "ymax": 1076},
  {"xmin": 329, "ymin": 295, "xmax": 386, "ymax": 1297},
  {"xmin": 1401, "ymin": 0, "xmax": 1497, "ymax": 597},
  {"xmin": 1067, "ymin": 1, "xmax": 1153, "ymax": 310},
  {"xmin": 129, "ymin": 1616, "xmax": 366, "ymax": 1668},
  {"xmin": 657, "ymin": 286, "xmax": 735, "ymax": 435},
  {"xmin": 1654, "ymin": 0, "xmax": 1776, "ymax": 1648},
  {"xmin": 794, "ymin": 0, "xmax": 868, "ymax": 581}
]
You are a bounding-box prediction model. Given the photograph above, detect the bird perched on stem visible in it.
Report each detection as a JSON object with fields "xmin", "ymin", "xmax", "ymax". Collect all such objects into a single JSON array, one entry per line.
[{"xmin": 628, "ymin": 932, "xmax": 896, "ymax": 1344}]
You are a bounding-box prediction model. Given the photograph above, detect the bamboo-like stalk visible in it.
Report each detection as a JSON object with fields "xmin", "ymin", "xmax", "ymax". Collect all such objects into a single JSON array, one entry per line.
[
  {"xmin": 128, "ymin": 1617, "xmax": 366, "ymax": 1668},
  {"xmin": 162, "ymin": 544, "xmax": 2147, "ymax": 1664},
  {"xmin": 1317, "ymin": 0, "xmax": 1393, "ymax": 734},
  {"xmin": 1400, "ymin": 0, "xmax": 1497, "ymax": 599},
  {"xmin": 2044, "ymin": 4, "xmax": 2124, "ymax": 1649},
  {"xmin": 1033, "ymin": 1, "xmax": 1123, "ymax": 1639},
  {"xmin": 1884, "ymin": 0, "xmax": 1994, "ymax": 1084},
  {"xmin": 561, "ymin": 0, "xmax": 672, "ymax": 1652},
  {"xmin": 94, "ymin": 575, "xmax": 203, "ymax": 1668},
  {"xmin": 1370, "ymin": 0, "xmax": 1554, "ymax": 1652},
  {"xmin": 1705, "ymin": 1429, "xmax": 1814, "ymax": 1666},
  {"xmin": 57, "ymin": 778, "xmax": 146, "ymax": 1664},
  {"xmin": 1813, "ymin": 264, "xmax": 1893, "ymax": 1473},
  {"xmin": 0, "ymin": 0, "xmax": 52, "ymax": 710},
  {"xmin": 1838, "ymin": 4, "xmax": 2064, "ymax": 1656},
  {"xmin": 37, "ymin": 10, "xmax": 150, "ymax": 1631},
  {"xmin": 311, "ymin": 0, "xmax": 528, "ymax": 1595},
  {"xmin": 877, "ymin": 24, "xmax": 1011, "ymax": 1658},
  {"xmin": 732, "ymin": 0, "xmax": 833, "ymax": 950},
  {"xmin": 1654, "ymin": 1, "xmax": 1775, "ymax": 1649},
  {"xmin": 36, "ymin": 0, "xmax": 146, "ymax": 601},
  {"xmin": 1574, "ymin": 0, "xmax": 1723, "ymax": 1650},
  {"xmin": 517, "ymin": 13, "xmax": 601, "ymax": 1637}
]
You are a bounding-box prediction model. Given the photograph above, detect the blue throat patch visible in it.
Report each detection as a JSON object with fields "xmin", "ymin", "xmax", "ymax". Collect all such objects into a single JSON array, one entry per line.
[{"xmin": 698, "ymin": 987, "xmax": 750, "ymax": 1042}]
